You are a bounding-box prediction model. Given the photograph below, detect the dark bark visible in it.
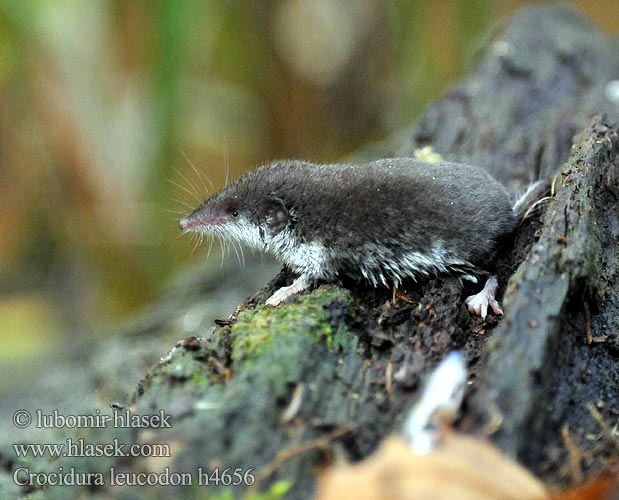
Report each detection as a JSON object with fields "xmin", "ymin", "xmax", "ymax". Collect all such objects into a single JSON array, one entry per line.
[{"xmin": 465, "ymin": 116, "xmax": 619, "ymax": 481}]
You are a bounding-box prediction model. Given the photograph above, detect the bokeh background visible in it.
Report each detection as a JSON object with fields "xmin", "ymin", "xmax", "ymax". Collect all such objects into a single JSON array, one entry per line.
[{"xmin": 1, "ymin": 1, "xmax": 618, "ymax": 379}]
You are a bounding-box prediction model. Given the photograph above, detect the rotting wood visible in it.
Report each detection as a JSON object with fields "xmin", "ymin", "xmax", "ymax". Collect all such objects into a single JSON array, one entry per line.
[{"xmin": 465, "ymin": 116, "xmax": 619, "ymax": 484}]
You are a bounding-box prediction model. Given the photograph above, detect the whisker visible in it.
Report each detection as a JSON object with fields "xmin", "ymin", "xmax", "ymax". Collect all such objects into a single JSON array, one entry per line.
[
  {"xmin": 230, "ymin": 241, "xmax": 241, "ymax": 267},
  {"xmin": 164, "ymin": 208, "xmax": 188, "ymax": 215},
  {"xmin": 191, "ymin": 234, "xmax": 202, "ymax": 256},
  {"xmin": 207, "ymin": 237, "xmax": 214, "ymax": 259},
  {"xmin": 230, "ymin": 240, "xmax": 244, "ymax": 269},
  {"xmin": 219, "ymin": 240, "xmax": 225, "ymax": 268},
  {"xmin": 168, "ymin": 215, "xmax": 185, "ymax": 224},
  {"xmin": 165, "ymin": 178, "xmax": 202, "ymax": 205},
  {"xmin": 172, "ymin": 164, "xmax": 203, "ymax": 201},
  {"xmin": 181, "ymin": 150, "xmax": 214, "ymax": 196},
  {"xmin": 171, "ymin": 196, "xmax": 198, "ymax": 211},
  {"xmin": 222, "ymin": 139, "xmax": 230, "ymax": 188},
  {"xmin": 238, "ymin": 242, "xmax": 246, "ymax": 269}
]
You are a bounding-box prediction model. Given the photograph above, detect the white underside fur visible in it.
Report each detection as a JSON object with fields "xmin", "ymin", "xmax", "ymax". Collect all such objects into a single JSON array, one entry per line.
[{"xmin": 200, "ymin": 219, "xmax": 494, "ymax": 314}]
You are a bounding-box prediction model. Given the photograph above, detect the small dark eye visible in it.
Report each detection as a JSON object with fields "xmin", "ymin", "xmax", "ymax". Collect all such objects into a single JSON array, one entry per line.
[{"xmin": 232, "ymin": 210, "xmax": 239, "ymax": 217}]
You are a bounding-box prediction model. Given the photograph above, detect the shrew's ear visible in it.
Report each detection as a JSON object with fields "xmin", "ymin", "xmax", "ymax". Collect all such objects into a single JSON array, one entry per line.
[{"xmin": 265, "ymin": 195, "xmax": 289, "ymax": 232}]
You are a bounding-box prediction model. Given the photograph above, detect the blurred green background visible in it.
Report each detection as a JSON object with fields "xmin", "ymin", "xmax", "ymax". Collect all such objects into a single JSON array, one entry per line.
[{"xmin": 0, "ymin": 0, "xmax": 617, "ymax": 367}]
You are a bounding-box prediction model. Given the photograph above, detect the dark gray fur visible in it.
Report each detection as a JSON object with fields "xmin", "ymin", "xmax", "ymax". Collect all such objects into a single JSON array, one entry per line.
[{"xmin": 181, "ymin": 158, "xmax": 516, "ymax": 287}]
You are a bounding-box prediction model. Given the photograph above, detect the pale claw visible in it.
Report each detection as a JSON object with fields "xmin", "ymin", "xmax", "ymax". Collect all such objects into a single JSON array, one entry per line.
[
  {"xmin": 465, "ymin": 275, "xmax": 503, "ymax": 320},
  {"xmin": 266, "ymin": 275, "xmax": 311, "ymax": 306}
]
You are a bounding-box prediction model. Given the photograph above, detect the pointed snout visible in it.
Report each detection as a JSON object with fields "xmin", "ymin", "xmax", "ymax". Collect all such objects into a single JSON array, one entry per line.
[
  {"xmin": 179, "ymin": 218, "xmax": 190, "ymax": 231},
  {"xmin": 178, "ymin": 210, "xmax": 228, "ymax": 232}
]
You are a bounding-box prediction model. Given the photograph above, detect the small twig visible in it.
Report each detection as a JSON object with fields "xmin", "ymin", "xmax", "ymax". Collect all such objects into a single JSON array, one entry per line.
[
  {"xmin": 561, "ymin": 424, "xmax": 583, "ymax": 484},
  {"xmin": 254, "ymin": 423, "xmax": 358, "ymax": 485},
  {"xmin": 522, "ymin": 195, "xmax": 554, "ymax": 221},
  {"xmin": 394, "ymin": 289, "xmax": 415, "ymax": 304},
  {"xmin": 591, "ymin": 336, "xmax": 608, "ymax": 343},
  {"xmin": 280, "ymin": 384, "xmax": 305, "ymax": 423},
  {"xmin": 584, "ymin": 302, "xmax": 592, "ymax": 345},
  {"xmin": 587, "ymin": 403, "xmax": 619, "ymax": 453},
  {"xmin": 550, "ymin": 172, "xmax": 559, "ymax": 197},
  {"xmin": 483, "ymin": 403, "xmax": 504, "ymax": 436}
]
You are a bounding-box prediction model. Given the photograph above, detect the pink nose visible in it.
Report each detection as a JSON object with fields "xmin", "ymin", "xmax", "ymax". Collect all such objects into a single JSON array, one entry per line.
[{"xmin": 179, "ymin": 218, "xmax": 190, "ymax": 230}]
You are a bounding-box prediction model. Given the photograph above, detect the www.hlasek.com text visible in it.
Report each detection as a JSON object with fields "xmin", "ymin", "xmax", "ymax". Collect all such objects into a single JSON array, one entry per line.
[{"xmin": 14, "ymin": 438, "xmax": 170, "ymax": 459}]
